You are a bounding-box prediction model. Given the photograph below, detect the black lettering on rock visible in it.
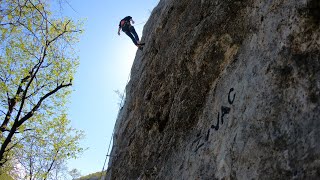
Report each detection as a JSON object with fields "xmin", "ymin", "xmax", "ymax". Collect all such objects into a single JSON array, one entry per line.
[
  {"xmin": 195, "ymin": 143, "xmax": 205, "ymax": 152},
  {"xmin": 228, "ymin": 88, "xmax": 236, "ymax": 105},
  {"xmin": 192, "ymin": 135, "xmax": 206, "ymax": 152},
  {"xmin": 192, "ymin": 135, "xmax": 202, "ymax": 146},
  {"xmin": 205, "ymin": 129, "xmax": 210, "ymax": 141},
  {"xmin": 196, "ymin": 88, "xmax": 236, "ymax": 144},
  {"xmin": 211, "ymin": 112, "xmax": 220, "ymax": 131},
  {"xmin": 192, "ymin": 137, "xmax": 201, "ymax": 152},
  {"xmin": 221, "ymin": 106, "xmax": 231, "ymax": 125}
]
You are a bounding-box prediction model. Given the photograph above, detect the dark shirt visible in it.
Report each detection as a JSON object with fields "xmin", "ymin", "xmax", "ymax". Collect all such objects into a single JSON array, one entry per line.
[{"xmin": 119, "ymin": 16, "xmax": 132, "ymax": 28}]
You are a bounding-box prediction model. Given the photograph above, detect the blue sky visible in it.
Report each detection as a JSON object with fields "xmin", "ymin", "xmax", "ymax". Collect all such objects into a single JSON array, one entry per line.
[{"xmin": 62, "ymin": 0, "xmax": 159, "ymax": 176}]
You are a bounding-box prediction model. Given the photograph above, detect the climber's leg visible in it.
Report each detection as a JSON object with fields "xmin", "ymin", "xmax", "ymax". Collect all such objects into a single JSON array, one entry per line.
[
  {"xmin": 129, "ymin": 26, "xmax": 140, "ymax": 44},
  {"xmin": 124, "ymin": 30, "xmax": 138, "ymax": 45}
]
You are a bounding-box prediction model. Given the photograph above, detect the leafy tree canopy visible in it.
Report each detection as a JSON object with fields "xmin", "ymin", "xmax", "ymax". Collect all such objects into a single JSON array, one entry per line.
[{"xmin": 0, "ymin": 0, "xmax": 85, "ymax": 178}]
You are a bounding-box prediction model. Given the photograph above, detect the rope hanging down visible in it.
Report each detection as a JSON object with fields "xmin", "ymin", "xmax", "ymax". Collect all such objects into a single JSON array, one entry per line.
[
  {"xmin": 100, "ymin": 131, "xmax": 114, "ymax": 179},
  {"xmin": 134, "ymin": 21, "xmax": 147, "ymax": 26},
  {"xmin": 100, "ymin": 71, "xmax": 131, "ymax": 179}
]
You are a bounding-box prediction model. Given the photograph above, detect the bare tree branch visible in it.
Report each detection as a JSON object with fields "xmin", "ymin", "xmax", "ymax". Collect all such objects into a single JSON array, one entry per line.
[
  {"xmin": 0, "ymin": 74, "xmax": 31, "ymax": 132},
  {"xmin": 0, "ymin": 81, "xmax": 71, "ymax": 166},
  {"xmin": 2, "ymin": 128, "xmax": 34, "ymax": 134},
  {"xmin": 17, "ymin": 82, "xmax": 72, "ymax": 127},
  {"xmin": 0, "ymin": 109, "xmax": 5, "ymax": 116}
]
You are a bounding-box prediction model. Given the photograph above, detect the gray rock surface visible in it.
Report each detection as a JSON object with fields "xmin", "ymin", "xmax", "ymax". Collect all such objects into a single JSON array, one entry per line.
[{"xmin": 107, "ymin": 0, "xmax": 320, "ymax": 179}]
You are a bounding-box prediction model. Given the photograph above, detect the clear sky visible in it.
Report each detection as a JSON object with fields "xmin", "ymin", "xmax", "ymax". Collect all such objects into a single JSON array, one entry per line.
[{"xmin": 61, "ymin": 0, "xmax": 159, "ymax": 176}]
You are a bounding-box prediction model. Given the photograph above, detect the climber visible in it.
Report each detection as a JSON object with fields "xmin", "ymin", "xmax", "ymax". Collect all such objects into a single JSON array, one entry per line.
[{"xmin": 118, "ymin": 16, "xmax": 144, "ymax": 49}]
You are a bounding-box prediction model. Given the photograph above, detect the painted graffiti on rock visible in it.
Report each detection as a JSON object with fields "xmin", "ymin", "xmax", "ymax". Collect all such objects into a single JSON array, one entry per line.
[
  {"xmin": 211, "ymin": 88, "xmax": 235, "ymax": 130},
  {"xmin": 192, "ymin": 88, "xmax": 236, "ymax": 152}
]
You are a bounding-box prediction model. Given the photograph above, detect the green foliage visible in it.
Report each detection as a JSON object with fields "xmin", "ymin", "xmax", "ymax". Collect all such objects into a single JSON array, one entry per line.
[
  {"xmin": 15, "ymin": 113, "xmax": 85, "ymax": 179},
  {"xmin": 69, "ymin": 168, "xmax": 82, "ymax": 179},
  {"xmin": 0, "ymin": 0, "xmax": 85, "ymax": 178},
  {"xmin": 76, "ymin": 171, "xmax": 107, "ymax": 180},
  {"xmin": 0, "ymin": 173, "xmax": 14, "ymax": 180}
]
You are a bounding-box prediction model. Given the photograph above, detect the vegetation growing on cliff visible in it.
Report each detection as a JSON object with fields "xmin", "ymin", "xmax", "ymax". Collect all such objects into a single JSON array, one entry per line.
[{"xmin": 76, "ymin": 171, "xmax": 106, "ymax": 180}]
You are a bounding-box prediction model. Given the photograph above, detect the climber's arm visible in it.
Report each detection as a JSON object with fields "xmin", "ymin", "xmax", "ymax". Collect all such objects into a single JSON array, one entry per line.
[
  {"xmin": 118, "ymin": 27, "xmax": 121, "ymax": 35},
  {"xmin": 130, "ymin": 18, "xmax": 135, "ymax": 24}
]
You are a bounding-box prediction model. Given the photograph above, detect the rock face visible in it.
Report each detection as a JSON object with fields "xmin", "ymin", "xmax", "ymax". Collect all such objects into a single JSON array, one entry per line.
[{"xmin": 107, "ymin": 0, "xmax": 320, "ymax": 179}]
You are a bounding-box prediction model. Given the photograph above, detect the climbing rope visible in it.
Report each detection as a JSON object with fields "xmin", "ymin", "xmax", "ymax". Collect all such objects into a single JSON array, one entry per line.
[
  {"xmin": 134, "ymin": 21, "xmax": 147, "ymax": 27},
  {"xmin": 100, "ymin": 71, "xmax": 131, "ymax": 180},
  {"xmin": 100, "ymin": 16, "xmax": 150, "ymax": 179},
  {"xmin": 100, "ymin": 131, "xmax": 114, "ymax": 179},
  {"xmin": 100, "ymin": 2, "xmax": 159, "ymax": 178}
]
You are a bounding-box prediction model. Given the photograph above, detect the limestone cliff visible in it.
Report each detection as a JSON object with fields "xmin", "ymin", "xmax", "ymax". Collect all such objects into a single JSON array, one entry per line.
[{"xmin": 107, "ymin": 0, "xmax": 320, "ymax": 179}]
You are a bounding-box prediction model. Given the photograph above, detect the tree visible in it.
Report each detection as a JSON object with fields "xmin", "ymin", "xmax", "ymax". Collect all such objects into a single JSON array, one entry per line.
[
  {"xmin": 69, "ymin": 168, "xmax": 81, "ymax": 180},
  {"xmin": 0, "ymin": 173, "xmax": 14, "ymax": 180},
  {"xmin": 14, "ymin": 114, "xmax": 84, "ymax": 180},
  {"xmin": 0, "ymin": 0, "xmax": 83, "ymax": 175},
  {"xmin": 77, "ymin": 171, "xmax": 107, "ymax": 180}
]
